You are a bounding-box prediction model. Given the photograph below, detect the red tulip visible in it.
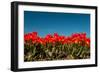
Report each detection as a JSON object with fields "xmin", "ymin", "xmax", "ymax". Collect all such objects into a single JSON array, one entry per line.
[
  {"xmin": 24, "ymin": 32, "xmax": 90, "ymax": 48},
  {"xmin": 85, "ymin": 38, "xmax": 90, "ymax": 47}
]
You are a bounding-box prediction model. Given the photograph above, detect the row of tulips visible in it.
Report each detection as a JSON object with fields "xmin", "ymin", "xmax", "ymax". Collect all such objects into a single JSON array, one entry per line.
[{"xmin": 24, "ymin": 32, "xmax": 90, "ymax": 61}]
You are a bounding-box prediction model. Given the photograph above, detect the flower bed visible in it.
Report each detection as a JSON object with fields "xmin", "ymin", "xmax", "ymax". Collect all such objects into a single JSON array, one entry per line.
[{"xmin": 24, "ymin": 32, "xmax": 90, "ymax": 61}]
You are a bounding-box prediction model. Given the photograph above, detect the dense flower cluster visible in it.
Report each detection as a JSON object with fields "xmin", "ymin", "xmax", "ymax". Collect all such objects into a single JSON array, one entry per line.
[
  {"xmin": 24, "ymin": 32, "xmax": 90, "ymax": 61},
  {"xmin": 24, "ymin": 32, "xmax": 90, "ymax": 47}
]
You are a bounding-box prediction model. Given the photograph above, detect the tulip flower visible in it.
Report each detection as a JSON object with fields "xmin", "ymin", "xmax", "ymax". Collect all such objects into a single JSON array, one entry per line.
[{"xmin": 24, "ymin": 32, "xmax": 90, "ymax": 61}]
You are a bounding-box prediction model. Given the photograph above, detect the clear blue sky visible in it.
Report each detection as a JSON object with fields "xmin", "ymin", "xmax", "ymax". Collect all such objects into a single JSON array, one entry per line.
[{"xmin": 24, "ymin": 11, "xmax": 90, "ymax": 37}]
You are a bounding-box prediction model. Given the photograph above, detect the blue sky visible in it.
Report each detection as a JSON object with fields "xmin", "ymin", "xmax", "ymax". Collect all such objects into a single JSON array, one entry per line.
[{"xmin": 24, "ymin": 11, "xmax": 90, "ymax": 37}]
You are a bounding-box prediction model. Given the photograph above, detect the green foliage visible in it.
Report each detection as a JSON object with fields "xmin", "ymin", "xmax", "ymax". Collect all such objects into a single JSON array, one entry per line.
[{"xmin": 24, "ymin": 42, "xmax": 90, "ymax": 62}]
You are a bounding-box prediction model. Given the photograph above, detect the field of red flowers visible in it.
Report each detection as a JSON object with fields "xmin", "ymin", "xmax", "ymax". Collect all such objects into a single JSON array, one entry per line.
[{"xmin": 24, "ymin": 32, "xmax": 90, "ymax": 61}]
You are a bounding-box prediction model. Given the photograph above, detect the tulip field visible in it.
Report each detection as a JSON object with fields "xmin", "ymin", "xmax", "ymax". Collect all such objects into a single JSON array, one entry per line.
[{"xmin": 24, "ymin": 32, "xmax": 90, "ymax": 61}]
